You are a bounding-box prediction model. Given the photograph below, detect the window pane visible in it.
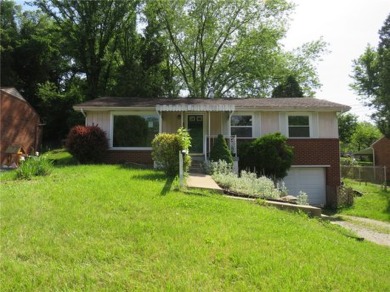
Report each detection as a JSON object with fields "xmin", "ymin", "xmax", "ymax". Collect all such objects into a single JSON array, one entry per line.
[
  {"xmin": 288, "ymin": 127, "xmax": 310, "ymax": 137},
  {"xmin": 113, "ymin": 115, "xmax": 159, "ymax": 147},
  {"xmin": 231, "ymin": 115, "xmax": 252, "ymax": 126},
  {"xmin": 231, "ymin": 127, "xmax": 252, "ymax": 137},
  {"xmin": 288, "ymin": 116, "xmax": 309, "ymax": 126}
]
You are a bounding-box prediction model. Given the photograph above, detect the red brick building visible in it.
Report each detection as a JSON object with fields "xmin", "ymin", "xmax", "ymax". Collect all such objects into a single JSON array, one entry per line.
[
  {"xmin": 0, "ymin": 88, "xmax": 43, "ymax": 165},
  {"xmin": 372, "ymin": 137, "xmax": 390, "ymax": 180}
]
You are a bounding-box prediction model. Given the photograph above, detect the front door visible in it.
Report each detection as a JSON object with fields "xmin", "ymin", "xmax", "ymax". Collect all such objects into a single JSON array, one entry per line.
[{"xmin": 187, "ymin": 115, "xmax": 203, "ymax": 153}]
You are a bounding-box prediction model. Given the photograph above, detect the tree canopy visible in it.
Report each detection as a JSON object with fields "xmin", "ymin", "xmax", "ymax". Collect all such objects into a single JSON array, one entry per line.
[
  {"xmin": 150, "ymin": 0, "xmax": 325, "ymax": 98},
  {"xmin": 1, "ymin": 0, "xmax": 327, "ymax": 146},
  {"xmin": 351, "ymin": 13, "xmax": 390, "ymax": 138},
  {"xmin": 272, "ymin": 75, "xmax": 304, "ymax": 97}
]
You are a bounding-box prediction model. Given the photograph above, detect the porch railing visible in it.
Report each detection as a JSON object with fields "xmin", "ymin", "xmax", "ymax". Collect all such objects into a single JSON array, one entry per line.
[{"xmin": 204, "ymin": 135, "xmax": 237, "ymax": 160}]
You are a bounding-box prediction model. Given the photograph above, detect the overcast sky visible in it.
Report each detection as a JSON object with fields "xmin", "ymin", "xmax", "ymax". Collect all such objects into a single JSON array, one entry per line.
[{"xmin": 283, "ymin": 0, "xmax": 390, "ymax": 121}]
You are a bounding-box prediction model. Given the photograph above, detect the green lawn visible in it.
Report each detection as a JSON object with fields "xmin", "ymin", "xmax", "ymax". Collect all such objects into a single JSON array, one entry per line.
[
  {"xmin": 339, "ymin": 179, "xmax": 390, "ymax": 222},
  {"xmin": 1, "ymin": 165, "xmax": 389, "ymax": 290}
]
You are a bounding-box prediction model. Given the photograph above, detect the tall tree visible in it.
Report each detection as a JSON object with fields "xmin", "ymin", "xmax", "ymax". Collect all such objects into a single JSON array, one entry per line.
[
  {"xmin": 351, "ymin": 13, "xmax": 390, "ymax": 138},
  {"xmin": 34, "ymin": 0, "xmax": 139, "ymax": 100},
  {"xmin": 0, "ymin": 1, "xmax": 21, "ymax": 87},
  {"xmin": 338, "ymin": 113, "xmax": 358, "ymax": 145},
  {"xmin": 151, "ymin": 0, "xmax": 325, "ymax": 98},
  {"xmin": 272, "ymin": 75, "xmax": 304, "ymax": 97},
  {"xmin": 108, "ymin": 5, "xmax": 168, "ymax": 98},
  {"xmin": 350, "ymin": 122, "xmax": 381, "ymax": 151}
]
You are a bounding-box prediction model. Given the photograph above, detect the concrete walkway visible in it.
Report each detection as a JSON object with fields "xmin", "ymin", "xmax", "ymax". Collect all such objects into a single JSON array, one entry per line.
[{"xmin": 186, "ymin": 173, "xmax": 222, "ymax": 192}]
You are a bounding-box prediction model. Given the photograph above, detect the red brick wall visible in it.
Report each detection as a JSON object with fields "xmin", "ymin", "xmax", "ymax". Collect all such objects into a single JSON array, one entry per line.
[
  {"xmin": 0, "ymin": 91, "xmax": 42, "ymax": 165},
  {"xmin": 372, "ymin": 137, "xmax": 390, "ymax": 179},
  {"xmin": 287, "ymin": 139, "xmax": 341, "ymax": 208},
  {"xmin": 104, "ymin": 150, "xmax": 153, "ymax": 165}
]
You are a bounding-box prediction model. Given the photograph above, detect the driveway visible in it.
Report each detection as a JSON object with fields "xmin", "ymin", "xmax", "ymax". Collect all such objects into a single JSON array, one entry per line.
[{"xmin": 328, "ymin": 215, "xmax": 390, "ymax": 247}]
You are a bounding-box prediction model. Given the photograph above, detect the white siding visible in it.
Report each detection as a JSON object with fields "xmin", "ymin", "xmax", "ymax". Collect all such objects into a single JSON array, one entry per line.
[
  {"xmin": 86, "ymin": 111, "xmax": 110, "ymax": 136},
  {"xmin": 318, "ymin": 112, "xmax": 339, "ymax": 138},
  {"xmin": 261, "ymin": 112, "xmax": 279, "ymax": 135}
]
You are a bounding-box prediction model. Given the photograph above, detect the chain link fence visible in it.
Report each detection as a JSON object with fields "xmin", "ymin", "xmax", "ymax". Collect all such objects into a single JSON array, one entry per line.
[{"xmin": 341, "ymin": 165, "xmax": 387, "ymax": 189}]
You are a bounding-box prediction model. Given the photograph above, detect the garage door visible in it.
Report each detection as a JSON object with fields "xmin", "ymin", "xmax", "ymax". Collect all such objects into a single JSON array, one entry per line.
[{"xmin": 282, "ymin": 167, "xmax": 326, "ymax": 206}]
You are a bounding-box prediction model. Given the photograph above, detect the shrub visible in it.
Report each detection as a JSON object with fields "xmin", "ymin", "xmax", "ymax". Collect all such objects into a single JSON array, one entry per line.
[
  {"xmin": 211, "ymin": 160, "xmax": 280, "ymax": 199},
  {"xmin": 16, "ymin": 156, "xmax": 53, "ymax": 180},
  {"xmin": 152, "ymin": 128, "xmax": 191, "ymax": 177},
  {"xmin": 239, "ymin": 132, "xmax": 294, "ymax": 181},
  {"xmin": 65, "ymin": 125, "xmax": 108, "ymax": 164},
  {"xmin": 209, "ymin": 134, "xmax": 233, "ymax": 164}
]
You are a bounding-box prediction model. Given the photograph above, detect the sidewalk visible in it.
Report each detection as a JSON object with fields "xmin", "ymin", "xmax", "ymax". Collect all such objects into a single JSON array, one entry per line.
[{"xmin": 186, "ymin": 173, "xmax": 222, "ymax": 192}]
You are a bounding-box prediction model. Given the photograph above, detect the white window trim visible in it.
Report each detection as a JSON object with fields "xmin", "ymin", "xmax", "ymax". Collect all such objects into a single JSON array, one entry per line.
[
  {"xmin": 287, "ymin": 113, "xmax": 312, "ymax": 138},
  {"xmin": 231, "ymin": 113, "xmax": 254, "ymax": 138},
  {"xmin": 110, "ymin": 111, "xmax": 159, "ymax": 150}
]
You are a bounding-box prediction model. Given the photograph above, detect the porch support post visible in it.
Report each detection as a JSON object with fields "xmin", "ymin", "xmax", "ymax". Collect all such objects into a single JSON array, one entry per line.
[
  {"xmin": 181, "ymin": 111, "xmax": 184, "ymax": 127},
  {"xmin": 228, "ymin": 110, "xmax": 234, "ymax": 136},
  {"xmin": 156, "ymin": 110, "xmax": 162, "ymax": 133}
]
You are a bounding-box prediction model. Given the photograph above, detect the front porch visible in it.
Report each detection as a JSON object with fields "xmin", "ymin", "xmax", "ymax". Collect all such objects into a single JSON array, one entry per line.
[{"xmin": 156, "ymin": 103, "xmax": 238, "ymax": 162}]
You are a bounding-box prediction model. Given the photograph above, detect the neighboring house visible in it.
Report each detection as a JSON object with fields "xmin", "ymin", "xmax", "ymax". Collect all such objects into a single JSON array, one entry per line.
[
  {"xmin": 74, "ymin": 97, "xmax": 350, "ymax": 207},
  {"xmin": 353, "ymin": 137, "xmax": 390, "ymax": 179},
  {"xmin": 372, "ymin": 137, "xmax": 390, "ymax": 179},
  {"xmin": 0, "ymin": 88, "xmax": 43, "ymax": 165}
]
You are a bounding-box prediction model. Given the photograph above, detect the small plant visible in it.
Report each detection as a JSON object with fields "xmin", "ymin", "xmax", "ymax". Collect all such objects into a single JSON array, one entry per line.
[
  {"xmin": 277, "ymin": 181, "xmax": 289, "ymax": 196},
  {"xmin": 209, "ymin": 134, "xmax": 233, "ymax": 164},
  {"xmin": 66, "ymin": 125, "xmax": 108, "ymax": 164},
  {"xmin": 296, "ymin": 191, "xmax": 309, "ymax": 205},
  {"xmin": 210, "ymin": 160, "xmax": 280, "ymax": 199},
  {"xmin": 16, "ymin": 155, "xmax": 53, "ymax": 180}
]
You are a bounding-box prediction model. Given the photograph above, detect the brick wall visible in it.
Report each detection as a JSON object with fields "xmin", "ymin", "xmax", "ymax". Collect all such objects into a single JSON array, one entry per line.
[
  {"xmin": 287, "ymin": 139, "xmax": 341, "ymax": 208},
  {"xmin": 0, "ymin": 91, "xmax": 42, "ymax": 165},
  {"xmin": 373, "ymin": 137, "xmax": 390, "ymax": 179}
]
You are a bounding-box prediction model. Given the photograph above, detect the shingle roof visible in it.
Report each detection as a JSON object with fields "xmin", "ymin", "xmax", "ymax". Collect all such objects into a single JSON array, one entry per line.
[
  {"xmin": 1, "ymin": 87, "xmax": 27, "ymax": 102},
  {"xmin": 74, "ymin": 96, "xmax": 351, "ymax": 112}
]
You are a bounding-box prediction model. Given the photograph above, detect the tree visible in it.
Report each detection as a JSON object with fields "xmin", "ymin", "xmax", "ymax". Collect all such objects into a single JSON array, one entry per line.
[
  {"xmin": 272, "ymin": 75, "xmax": 304, "ymax": 97},
  {"xmin": 0, "ymin": 2, "xmax": 66, "ymax": 106},
  {"xmin": 351, "ymin": 13, "xmax": 390, "ymax": 137},
  {"xmin": 34, "ymin": 0, "xmax": 139, "ymax": 100},
  {"xmin": 0, "ymin": 1, "xmax": 21, "ymax": 87},
  {"xmin": 338, "ymin": 113, "xmax": 358, "ymax": 146},
  {"xmin": 151, "ymin": 0, "xmax": 325, "ymax": 98},
  {"xmin": 350, "ymin": 122, "xmax": 381, "ymax": 151}
]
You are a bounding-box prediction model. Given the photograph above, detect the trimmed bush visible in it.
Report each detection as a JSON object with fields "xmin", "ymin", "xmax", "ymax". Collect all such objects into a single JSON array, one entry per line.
[
  {"xmin": 152, "ymin": 128, "xmax": 191, "ymax": 177},
  {"xmin": 209, "ymin": 134, "xmax": 233, "ymax": 164},
  {"xmin": 239, "ymin": 132, "xmax": 293, "ymax": 181},
  {"xmin": 16, "ymin": 156, "xmax": 53, "ymax": 180},
  {"xmin": 210, "ymin": 160, "xmax": 280, "ymax": 199},
  {"xmin": 65, "ymin": 125, "xmax": 108, "ymax": 164}
]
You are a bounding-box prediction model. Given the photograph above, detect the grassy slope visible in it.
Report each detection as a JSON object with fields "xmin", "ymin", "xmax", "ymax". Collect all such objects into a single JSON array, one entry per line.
[
  {"xmin": 339, "ymin": 179, "xmax": 390, "ymax": 222},
  {"xmin": 1, "ymin": 165, "xmax": 389, "ymax": 291}
]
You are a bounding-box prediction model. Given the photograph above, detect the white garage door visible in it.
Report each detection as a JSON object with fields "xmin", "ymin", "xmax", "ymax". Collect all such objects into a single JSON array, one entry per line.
[{"xmin": 283, "ymin": 167, "xmax": 326, "ymax": 206}]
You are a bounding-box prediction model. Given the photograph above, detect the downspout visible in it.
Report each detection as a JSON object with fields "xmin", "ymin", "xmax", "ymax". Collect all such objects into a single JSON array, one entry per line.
[
  {"xmin": 80, "ymin": 108, "xmax": 86, "ymax": 118},
  {"xmin": 207, "ymin": 111, "xmax": 211, "ymax": 161}
]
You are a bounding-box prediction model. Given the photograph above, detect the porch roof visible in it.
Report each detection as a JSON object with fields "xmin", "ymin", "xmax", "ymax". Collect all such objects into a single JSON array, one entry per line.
[
  {"xmin": 156, "ymin": 104, "xmax": 235, "ymax": 112},
  {"xmin": 73, "ymin": 97, "xmax": 351, "ymax": 112}
]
